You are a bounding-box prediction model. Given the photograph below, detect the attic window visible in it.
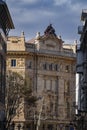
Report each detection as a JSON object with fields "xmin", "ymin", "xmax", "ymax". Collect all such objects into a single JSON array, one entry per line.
[{"xmin": 12, "ymin": 40, "xmax": 18, "ymax": 43}]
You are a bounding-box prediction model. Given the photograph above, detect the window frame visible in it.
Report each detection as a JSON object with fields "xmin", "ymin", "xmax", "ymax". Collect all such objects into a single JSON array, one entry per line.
[{"xmin": 11, "ymin": 59, "xmax": 16, "ymax": 67}]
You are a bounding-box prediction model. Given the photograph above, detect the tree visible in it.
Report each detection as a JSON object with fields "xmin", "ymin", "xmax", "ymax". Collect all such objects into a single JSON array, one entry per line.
[{"xmin": 5, "ymin": 70, "xmax": 36, "ymax": 130}]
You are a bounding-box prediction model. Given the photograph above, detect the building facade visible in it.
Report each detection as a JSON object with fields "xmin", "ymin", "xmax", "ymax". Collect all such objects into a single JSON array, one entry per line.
[
  {"xmin": 77, "ymin": 10, "xmax": 87, "ymax": 129},
  {"xmin": 0, "ymin": 0, "xmax": 14, "ymax": 129},
  {"xmin": 7, "ymin": 25, "xmax": 76, "ymax": 130}
]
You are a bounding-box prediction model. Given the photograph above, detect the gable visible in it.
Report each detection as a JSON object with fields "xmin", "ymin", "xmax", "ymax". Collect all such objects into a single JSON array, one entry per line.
[
  {"xmin": 40, "ymin": 37, "xmax": 63, "ymax": 51},
  {"xmin": 45, "ymin": 39, "xmax": 56, "ymax": 47}
]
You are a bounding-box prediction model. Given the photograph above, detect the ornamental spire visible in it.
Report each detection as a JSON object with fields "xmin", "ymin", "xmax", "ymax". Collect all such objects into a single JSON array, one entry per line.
[{"xmin": 44, "ymin": 24, "xmax": 57, "ymax": 37}]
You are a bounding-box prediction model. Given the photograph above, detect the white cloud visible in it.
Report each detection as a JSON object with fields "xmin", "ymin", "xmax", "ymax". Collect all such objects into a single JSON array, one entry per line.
[
  {"xmin": 7, "ymin": 0, "xmax": 87, "ymax": 43},
  {"xmin": 20, "ymin": 0, "xmax": 39, "ymax": 4},
  {"xmin": 53, "ymin": 0, "xmax": 71, "ymax": 6},
  {"xmin": 8, "ymin": 4, "xmax": 56, "ymax": 25},
  {"xmin": 64, "ymin": 39, "xmax": 76, "ymax": 44},
  {"xmin": 7, "ymin": 0, "xmax": 39, "ymax": 5},
  {"xmin": 53, "ymin": 0, "xmax": 86, "ymax": 14},
  {"xmin": 15, "ymin": 9, "xmax": 55, "ymax": 24},
  {"xmin": 70, "ymin": 3, "xmax": 87, "ymax": 13}
]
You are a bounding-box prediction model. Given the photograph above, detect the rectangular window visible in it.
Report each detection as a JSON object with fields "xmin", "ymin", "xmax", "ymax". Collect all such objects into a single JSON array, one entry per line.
[
  {"xmin": 44, "ymin": 79, "xmax": 46, "ymax": 89},
  {"xmin": 64, "ymin": 81, "xmax": 70, "ymax": 96},
  {"xmin": 49, "ymin": 64, "xmax": 53, "ymax": 71},
  {"xmin": 54, "ymin": 64, "xmax": 58, "ymax": 71},
  {"xmin": 66, "ymin": 102, "xmax": 70, "ymax": 118},
  {"xmin": 46, "ymin": 80, "xmax": 50, "ymax": 90},
  {"xmin": 28, "ymin": 61, "xmax": 32, "ymax": 69},
  {"xmin": 11, "ymin": 59, "xmax": 16, "ymax": 67},
  {"xmin": 55, "ymin": 80, "xmax": 58, "ymax": 93},
  {"xmin": 43, "ymin": 63, "xmax": 47, "ymax": 70},
  {"xmin": 65, "ymin": 65, "xmax": 69, "ymax": 72}
]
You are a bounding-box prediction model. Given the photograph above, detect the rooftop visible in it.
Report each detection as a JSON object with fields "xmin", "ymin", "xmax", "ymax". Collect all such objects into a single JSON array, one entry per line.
[
  {"xmin": 44, "ymin": 24, "xmax": 57, "ymax": 37},
  {"xmin": 0, "ymin": 0, "xmax": 14, "ymax": 35}
]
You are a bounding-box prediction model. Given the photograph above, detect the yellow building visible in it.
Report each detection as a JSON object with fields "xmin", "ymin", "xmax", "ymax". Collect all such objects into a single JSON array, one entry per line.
[{"xmin": 7, "ymin": 25, "xmax": 76, "ymax": 130}]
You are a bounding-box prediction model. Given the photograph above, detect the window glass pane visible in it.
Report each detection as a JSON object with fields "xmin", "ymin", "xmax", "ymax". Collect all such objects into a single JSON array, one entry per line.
[
  {"xmin": 11, "ymin": 59, "xmax": 16, "ymax": 67},
  {"xmin": 43, "ymin": 63, "xmax": 47, "ymax": 70},
  {"xmin": 46, "ymin": 80, "xmax": 50, "ymax": 90},
  {"xmin": 28, "ymin": 61, "xmax": 32, "ymax": 69},
  {"xmin": 49, "ymin": 64, "xmax": 52, "ymax": 70},
  {"xmin": 54, "ymin": 64, "xmax": 58, "ymax": 71}
]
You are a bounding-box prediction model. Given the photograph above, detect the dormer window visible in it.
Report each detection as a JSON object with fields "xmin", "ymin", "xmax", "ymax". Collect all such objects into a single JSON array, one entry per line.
[{"xmin": 12, "ymin": 40, "xmax": 18, "ymax": 43}]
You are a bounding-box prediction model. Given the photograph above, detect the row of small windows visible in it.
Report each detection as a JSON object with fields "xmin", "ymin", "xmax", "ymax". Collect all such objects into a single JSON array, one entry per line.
[
  {"xmin": 28, "ymin": 61, "xmax": 70, "ymax": 72},
  {"xmin": 43, "ymin": 63, "xmax": 59, "ymax": 71},
  {"xmin": 10, "ymin": 59, "xmax": 70, "ymax": 73},
  {"xmin": 28, "ymin": 61, "xmax": 59, "ymax": 71}
]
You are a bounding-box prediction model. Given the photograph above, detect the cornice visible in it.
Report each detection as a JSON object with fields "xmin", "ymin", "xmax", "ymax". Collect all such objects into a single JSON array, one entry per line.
[
  {"xmin": 7, "ymin": 51, "xmax": 28, "ymax": 55},
  {"xmin": 7, "ymin": 51, "xmax": 76, "ymax": 62}
]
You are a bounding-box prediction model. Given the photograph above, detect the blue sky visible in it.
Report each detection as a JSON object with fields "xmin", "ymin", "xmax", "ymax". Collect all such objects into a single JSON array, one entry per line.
[{"xmin": 6, "ymin": 0, "xmax": 87, "ymax": 43}]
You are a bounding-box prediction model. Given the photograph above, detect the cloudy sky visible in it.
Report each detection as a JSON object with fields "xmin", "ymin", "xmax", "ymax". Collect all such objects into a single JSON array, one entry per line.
[{"xmin": 6, "ymin": 0, "xmax": 87, "ymax": 43}]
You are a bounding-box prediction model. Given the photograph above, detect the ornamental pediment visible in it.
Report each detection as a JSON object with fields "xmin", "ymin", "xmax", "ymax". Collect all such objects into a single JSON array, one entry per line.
[
  {"xmin": 41, "ymin": 37, "xmax": 62, "ymax": 51},
  {"xmin": 45, "ymin": 40, "xmax": 56, "ymax": 47}
]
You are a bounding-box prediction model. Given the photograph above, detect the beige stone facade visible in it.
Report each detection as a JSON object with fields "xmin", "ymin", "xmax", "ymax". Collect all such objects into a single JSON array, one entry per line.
[{"xmin": 7, "ymin": 25, "xmax": 76, "ymax": 130}]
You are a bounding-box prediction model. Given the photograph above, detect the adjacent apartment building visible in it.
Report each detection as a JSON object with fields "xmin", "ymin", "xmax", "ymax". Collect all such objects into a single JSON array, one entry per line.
[
  {"xmin": 77, "ymin": 9, "xmax": 87, "ymax": 129},
  {"xmin": 0, "ymin": 0, "xmax": 14, "ymax": 129},
  {"xmin": 7, "ymin": 24, "xmax": 76, "ymax": 130}
]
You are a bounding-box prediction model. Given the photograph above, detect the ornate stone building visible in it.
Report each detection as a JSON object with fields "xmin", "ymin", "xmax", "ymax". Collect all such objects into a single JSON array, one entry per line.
[
  {"xmin": 0, "ymin": 0, "xmax": 14, "ymax": 129},
  {"xmin": 7, "ymin": 25, "xmax": 76, "ymax": 130}
]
